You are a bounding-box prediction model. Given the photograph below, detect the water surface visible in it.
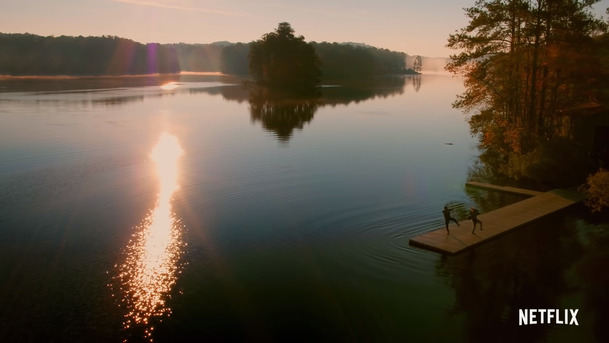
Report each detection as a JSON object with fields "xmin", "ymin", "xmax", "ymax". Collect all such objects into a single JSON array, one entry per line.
[{"xmin": 0, "ymin": 74, "xmax": 607, "ymax": 342}]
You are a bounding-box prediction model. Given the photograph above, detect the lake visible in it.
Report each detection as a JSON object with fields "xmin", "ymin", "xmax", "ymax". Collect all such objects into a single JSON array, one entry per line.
[{"xmin": 0, "ymin": 73, "xmax": 607, "ymax": 342}]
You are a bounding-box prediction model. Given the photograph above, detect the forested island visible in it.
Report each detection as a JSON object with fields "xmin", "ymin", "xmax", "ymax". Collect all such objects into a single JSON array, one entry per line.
[{"xmin": 0, "ymin": 31, "xmax": 420, "ymax": 79}]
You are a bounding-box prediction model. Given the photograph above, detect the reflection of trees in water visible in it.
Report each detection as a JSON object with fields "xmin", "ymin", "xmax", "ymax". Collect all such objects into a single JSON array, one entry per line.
[
  {"xmin": 245, "ymin": 76, "xmax": 413, "ymax": 142},
  {"xmin": 92, "ymin": 95, "xmax": 146, "ymax": 106},
  {"xmin": 572, "ymin": 217, "xmax": 609, "ymax": 343},
  {"xmin": 437, "ymin": 212, "xmax": 609, "ymax": 342},
  {"xmin": 0, "ymin": 74, "xmax": 180, "ymax": 92},
  {"xmin": 248, "ymin": 88, "xmax": 319, "ymax": 143},
  {"xmin": 410, "ymin": 75, "xmax": 421, "ymax": 92},
  {"xmin": 5, "ymin": 75, "xmax": 411, "ymax": 142},
  {"xmin": 193, "ymin": 77, "xmax": 410, "ymax": 143},
  {"xmin": 318, "ymin": 76, "xmax": 407, "ymax": 106},
  {"xmin": 191, "ymin": 85, "xmax": 318, "ymax": 142},
  {"xmin": 188, "ymin": 85, "xmax": 249, "ymax": 103},
  {"xmin": 463, "ymin": 187, "xmax": 528, "ymax": 216}
]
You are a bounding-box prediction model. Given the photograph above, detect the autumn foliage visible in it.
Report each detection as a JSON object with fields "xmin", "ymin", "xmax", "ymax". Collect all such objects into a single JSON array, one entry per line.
[{"xmin": 447, "ymin": 0, "xmax": 609, "ymax": 186}]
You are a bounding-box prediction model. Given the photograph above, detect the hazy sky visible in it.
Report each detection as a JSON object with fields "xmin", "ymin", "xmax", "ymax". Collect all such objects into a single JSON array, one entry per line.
[{"xmin": 3, "ymin": 0, "xmax": 609, "ymax": 57}]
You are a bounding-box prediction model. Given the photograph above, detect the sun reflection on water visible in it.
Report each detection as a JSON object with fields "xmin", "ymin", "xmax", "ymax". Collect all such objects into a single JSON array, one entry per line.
[
  {"xmin": 113, "ymin": 133, "xmax": 186, "ymax": 341},
  {"xmin": 160, "ymin": 81, "xmax": 178, "ymax": 91}
]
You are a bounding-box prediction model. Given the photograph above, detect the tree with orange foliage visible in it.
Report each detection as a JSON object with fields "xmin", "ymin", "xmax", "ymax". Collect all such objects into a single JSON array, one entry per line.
[{"xmin": 447, "ymin": 0, "xmax": 607, "ymax": 185}]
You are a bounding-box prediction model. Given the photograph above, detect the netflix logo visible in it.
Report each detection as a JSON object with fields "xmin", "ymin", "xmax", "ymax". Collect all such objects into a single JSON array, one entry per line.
[{"xmin": 519, "ymin": 309, "xmax": 579, "ymax": 326}]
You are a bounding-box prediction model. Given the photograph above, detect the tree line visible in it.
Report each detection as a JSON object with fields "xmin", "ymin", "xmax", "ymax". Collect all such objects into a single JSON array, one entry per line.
[
  {"xmin": 0, "ymin": 32, "xmax": 418, "ymax": 79},
  {"xmin": 0, "ymin": 33, "xmax": 180, "ymax": 75},
  {"xmin": 447, "ymin": 0, "xmax": 609, "ymax": 190},
  {"xmin": 221, "ymin": 40, "xmax": 417, "ymax": 78}
]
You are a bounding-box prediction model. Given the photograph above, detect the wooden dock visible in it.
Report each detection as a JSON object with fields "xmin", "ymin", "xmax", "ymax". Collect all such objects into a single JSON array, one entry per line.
[{"xmin": 409, "ymin": 185, "xmax": 584, "ymax": 255}]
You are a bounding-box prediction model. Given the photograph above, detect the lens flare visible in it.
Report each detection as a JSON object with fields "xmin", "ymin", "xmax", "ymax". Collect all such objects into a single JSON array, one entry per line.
[{"xmin": 113, "ymin": 132, "xmax": 186, "ymax": 341}]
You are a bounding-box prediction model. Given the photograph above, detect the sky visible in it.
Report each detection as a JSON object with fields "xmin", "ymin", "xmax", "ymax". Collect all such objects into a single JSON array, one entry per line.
[{"xmin": 2, "ymin": 0, "xmax": 609, "ymax": 58}]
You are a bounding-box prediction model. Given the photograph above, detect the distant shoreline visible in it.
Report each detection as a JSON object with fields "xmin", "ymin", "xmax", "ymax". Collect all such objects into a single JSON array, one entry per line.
[{"xmin": 0, "ymin": 71, "xmax": 226, "ymax": 80}]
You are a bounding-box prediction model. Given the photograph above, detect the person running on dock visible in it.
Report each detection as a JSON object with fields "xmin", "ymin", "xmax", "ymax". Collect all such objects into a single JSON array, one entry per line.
[
  {"xmin": 470, "ymin": 208, "xmax": 483, "ymax": 233},
  {"xmin": 443, "ymin": 206, "xmax": 460, "ymax": 234}
]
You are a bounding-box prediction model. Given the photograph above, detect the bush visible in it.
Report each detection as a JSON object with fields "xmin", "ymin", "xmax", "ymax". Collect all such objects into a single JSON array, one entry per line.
[{"xmin": 582, "ymin": 169, "xmax": 609, "ymax": 213}]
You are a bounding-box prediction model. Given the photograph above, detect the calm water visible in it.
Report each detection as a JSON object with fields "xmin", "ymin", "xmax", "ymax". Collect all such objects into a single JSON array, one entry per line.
[{"xmin": 0, "ymin": 74, "xmax": 607, "ymax": 342}]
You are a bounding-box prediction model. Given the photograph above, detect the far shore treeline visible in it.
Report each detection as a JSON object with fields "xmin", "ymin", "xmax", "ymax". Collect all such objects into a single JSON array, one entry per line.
[{"xmin": 0, "ymin": 32, "xmax": 419, "ymax": 79}]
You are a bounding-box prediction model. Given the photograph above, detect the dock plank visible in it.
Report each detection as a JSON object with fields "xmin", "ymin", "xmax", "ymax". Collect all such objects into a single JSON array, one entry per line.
[{"xmin": 409, "ymin": 188, "xmax": 583, "ymax": 255}]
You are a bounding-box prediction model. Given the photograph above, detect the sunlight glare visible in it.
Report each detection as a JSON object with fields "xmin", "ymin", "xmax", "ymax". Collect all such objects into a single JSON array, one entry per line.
[
  {"xmin": 113, "ymin": 132, "xmax": 186, "ymax": 341},
  {"xmin": 160, "ymin": 81, "xmax": 178, "ymax": 91}
]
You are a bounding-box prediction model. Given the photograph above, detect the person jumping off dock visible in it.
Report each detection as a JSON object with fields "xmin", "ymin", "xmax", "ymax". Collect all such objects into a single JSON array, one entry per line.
[
  {"xmin": 470, "ymin": 207, "xmax": 483, "ymax": 234},
  {"xmin": 443, "ymin": 206, "xmax": 460, "ymax": 234}
]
